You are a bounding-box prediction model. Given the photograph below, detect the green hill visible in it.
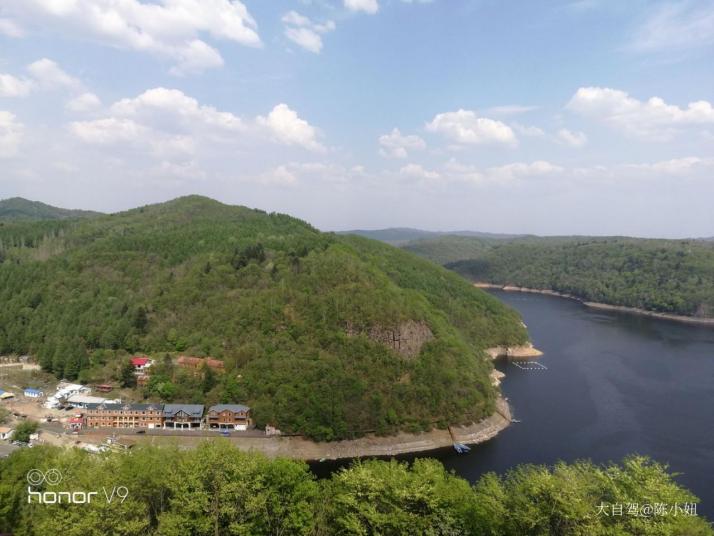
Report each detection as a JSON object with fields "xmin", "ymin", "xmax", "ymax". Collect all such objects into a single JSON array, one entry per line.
[
  {"xmin": 0, "ymin": 196, "xmax": 527, "ymax": 440},
  {"xmin": 402, "ymin": 235, "xmax": 714, "ymax": 319},
  {"xmin": 0, "ymin": 197, "xmax": 102, "ymax": 221}
]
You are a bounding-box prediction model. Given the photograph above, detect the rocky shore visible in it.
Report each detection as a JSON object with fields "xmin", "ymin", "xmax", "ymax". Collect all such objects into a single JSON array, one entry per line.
[
  {"xmin": 474, "ymin": 282, "xmax": 714, "ymax": 326},
  {"xmin": 220, "ymin": 397, "xmax": 513, "ymax": 461},
  {"xmin": 129, "ymin": 397, "xmax": 514, "ymax": 462}
]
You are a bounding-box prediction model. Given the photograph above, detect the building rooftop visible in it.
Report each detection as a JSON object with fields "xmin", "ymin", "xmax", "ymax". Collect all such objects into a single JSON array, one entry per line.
[
  {"xmin": 163, "ymin": 404, "xmax": 204, "ymax": 418},
  {"xmin": 84, "ymin": 402, "xmax": 163, "ymax": 411},
  {"xmin": 208, "ymin": 404, "xmax": 250, "ymax": 413}
]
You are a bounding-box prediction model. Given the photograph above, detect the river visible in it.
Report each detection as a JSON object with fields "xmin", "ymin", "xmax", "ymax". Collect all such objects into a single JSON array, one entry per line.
[{"xmin": 441, "ymin": 290, "xmax": 714, "ymax": 517}]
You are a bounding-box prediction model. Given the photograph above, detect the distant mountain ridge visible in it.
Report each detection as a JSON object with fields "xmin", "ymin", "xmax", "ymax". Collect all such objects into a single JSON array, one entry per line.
[
  {"xmin": 339, "ymin": 227, "xmax": 524, "ymax": 246},
  {"xmin": 0, "ymin": 197, "xmax": 102, "ymax": 221}
]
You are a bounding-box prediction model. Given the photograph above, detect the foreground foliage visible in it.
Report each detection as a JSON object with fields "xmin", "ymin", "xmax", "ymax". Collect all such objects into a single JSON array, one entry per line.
[
  {"xmin": 0, "ymin": 443, "xmax": 710, "ymax": 536},
  {"xmin": 403, "ymin": 236, "xmax": 714, "ymax": 318},
  {"xmin": 0, "ymin": 196, "xmax": 527, "ymax": 439}
]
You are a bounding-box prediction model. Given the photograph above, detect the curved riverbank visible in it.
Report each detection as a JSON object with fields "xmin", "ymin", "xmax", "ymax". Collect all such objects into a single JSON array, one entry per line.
[
  {"xmin": 474, "ymin": 283, "xmax": 714, "ymax": 326},
  {"xmin": 71, "ymin": 397, "xmax": 513, "ymax": 462}
]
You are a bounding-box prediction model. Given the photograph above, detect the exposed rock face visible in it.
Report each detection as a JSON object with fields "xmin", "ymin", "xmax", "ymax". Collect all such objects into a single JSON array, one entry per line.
[
  {"xmin": 345, "ymin": 320, "xmax": 434, "ymax": 357},
  {"xmin": 485, "ymin": 343, "xmax": 543, "ymax": 360}
]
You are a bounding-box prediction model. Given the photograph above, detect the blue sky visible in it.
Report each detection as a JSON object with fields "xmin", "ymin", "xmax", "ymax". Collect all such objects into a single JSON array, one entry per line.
[{"xmin": 1, "ymin": 0, "xmax": 713, "ymax": 237}]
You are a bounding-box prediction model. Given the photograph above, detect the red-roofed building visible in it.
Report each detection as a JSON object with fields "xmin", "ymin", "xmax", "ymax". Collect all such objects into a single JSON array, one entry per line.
[
  {"xmin": 130, "ymin": 356, "xmax": 153, "ymax": 371},
  {"xmin": 67, "ymin": 416, "xmax": 84, "ymax": 431}
]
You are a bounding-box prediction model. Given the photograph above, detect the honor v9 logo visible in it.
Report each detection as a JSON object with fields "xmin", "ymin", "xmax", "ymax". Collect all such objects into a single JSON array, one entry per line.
[{"xmin": 27, "ymin": 468, "xmax": 129, "ymax": 505}]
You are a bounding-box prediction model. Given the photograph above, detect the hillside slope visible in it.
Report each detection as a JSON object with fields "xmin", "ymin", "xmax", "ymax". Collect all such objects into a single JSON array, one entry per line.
[
  {"xmin": 0, "ymin": 197, "xmax": 102, "ymax": 221},
  {"xmin": 403, "ymin": 235, "xmax": 714, "ymax": 318},
  {"xmin": 0, "ymin": 196, "xmax": 527, "ymax": 440}
]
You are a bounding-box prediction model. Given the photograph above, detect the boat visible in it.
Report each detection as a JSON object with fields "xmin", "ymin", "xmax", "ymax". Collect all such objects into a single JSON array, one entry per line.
[{"xmin": 453, "ymin": 442, "xmax": 471, "ymax": 454}]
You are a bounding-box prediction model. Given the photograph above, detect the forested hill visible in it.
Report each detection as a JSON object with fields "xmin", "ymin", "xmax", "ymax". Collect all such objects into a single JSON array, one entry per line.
[
  {"xmin": 0, "ymin": 196, "xmax": 527, "ymax": 440},
  {"xmin": 402, "ymin": 235, "xmax": 714, "ymax": 319},
  {"xmin": 0, "ymin": 197, "xmax": 102, "ymax": 221}
]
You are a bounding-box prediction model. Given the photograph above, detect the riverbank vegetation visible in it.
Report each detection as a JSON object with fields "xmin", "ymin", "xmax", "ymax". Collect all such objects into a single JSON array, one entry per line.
[
  {"xmin": 0, "ymin": 442, "xmax": 710, "ymax": 535},
  {"xmin": 402, "ymin": 235, "xmax": 714, "ymax": 318},
  {"xmin": 0, "ymin": 196, "xmax": 527, "ymax": 440}
]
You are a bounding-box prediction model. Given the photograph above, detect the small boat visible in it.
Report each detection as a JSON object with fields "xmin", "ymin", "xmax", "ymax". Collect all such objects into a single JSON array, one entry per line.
[
  {"xmin": 453, "ymin": 442, "xmax": 471, "ymax": 454},
  {"xmin": 512, "ymin": 419, "xmax": 522, "ymax": 423}
]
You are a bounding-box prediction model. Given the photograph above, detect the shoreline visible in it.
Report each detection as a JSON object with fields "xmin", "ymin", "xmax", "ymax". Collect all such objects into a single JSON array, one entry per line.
[
  {"xmin": 53, "ymin": 397, "xmax": 513, "ymax": 462},
  {"xmin": 474, "ymin": 283, "xmax": 714, "ymax": 326},
  {"xmin": 124, "ymin": 396, "xmax": 513, "ymax": 461}
]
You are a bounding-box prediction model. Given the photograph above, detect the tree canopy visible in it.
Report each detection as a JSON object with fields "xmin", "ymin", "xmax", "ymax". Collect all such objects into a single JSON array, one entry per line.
[
  {"xmin": 0, "ymin": 196, "xmax": 527, "ymax": 440},
  {"xmin": 0, "ymin": 443, "xmax": 710, "ymax": 536}
]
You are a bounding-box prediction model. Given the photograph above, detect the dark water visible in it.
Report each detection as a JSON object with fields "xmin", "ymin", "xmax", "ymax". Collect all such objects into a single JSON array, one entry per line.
[{"xmin": 441, "ymin": 290, "xmax": 714, "ymax": 517}]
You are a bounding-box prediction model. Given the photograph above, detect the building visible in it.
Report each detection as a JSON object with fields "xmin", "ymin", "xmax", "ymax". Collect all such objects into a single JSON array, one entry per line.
[
  {"xmin": 0, "ymin": 427, "xmax": 13, "ymax": 440},
  {"xmin": 23, "ymin": 388, "xmax": 43, "ymax": 398},
  {"xmin": 177, "ymin": 356, "xmax": 225, "ymax": 374},
  {"xmin": 44, "ymin": 383, "xmax": 90, "ymax": 409},
  {"xmin": 95, "ymin": 384, "xmax": 114, "ymax": 393},
  {"xmin": 84, "ymin": 402, "xmax": 164, "ymax": 429},
  {"xmin": 206, "ymin": 404, "xmax": 252, "ymax": 431},
  {"xmin": 0, "ymin": 389, "xmax": 15, "ymax": 400},
  {"xmin": 163, "ymin": 404, "xmax": 204, "ymax": 429},
  {"xmin": 130, "ymin": 356, "xmax": 153, "ymax": 371},
  {"xmin": 67, "ymin": 417, "xmax": 83, "ymax": 431},
  {"xmin": 66, "ymin": 394, "xmax": 115, "ymax": 409}
]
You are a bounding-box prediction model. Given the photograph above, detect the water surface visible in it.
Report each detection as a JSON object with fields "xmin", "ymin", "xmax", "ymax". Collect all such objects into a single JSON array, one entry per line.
[{"xmin": 442, "ymin": 290, "xmax": 714, "ymax": 517}]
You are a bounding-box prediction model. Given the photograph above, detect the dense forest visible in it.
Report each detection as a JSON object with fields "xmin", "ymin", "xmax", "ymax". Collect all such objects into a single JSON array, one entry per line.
[
  {"xmin": 0, "ymin": 443, "xmax": 710, "ymax": 535},
  {"xmin": 0, "ymin": 197, "xmax": 102, "ymax": 221},
  {"xmin": 0, "ymin": 196, "xmax": 527, "ymax": 440},
  {"xmin": 401, "ymin": 235, "xmax": 714, "ymax": 318}
]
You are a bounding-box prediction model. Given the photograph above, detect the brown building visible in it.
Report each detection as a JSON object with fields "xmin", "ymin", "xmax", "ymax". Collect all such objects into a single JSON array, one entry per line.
[
  {"xmin": 163, "ymin": 404, "xmax": 204, "ymax": 429},
  {"xmin": 177, "ymin": 356, "xmax": 225, "ymax": 374},
  {"xmin": 84, "ymin": 402, "xmax": 164, "ymax": 429},
  {"xmin": 206, "ymin": 404, "xmax": 252, "ymax": 431}
]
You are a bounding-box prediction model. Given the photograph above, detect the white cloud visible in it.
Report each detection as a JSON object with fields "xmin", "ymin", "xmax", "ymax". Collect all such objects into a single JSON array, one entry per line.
[
  {"xmin": 426, "ymin": 109, "xmax": 517, "ymax": 145},
  {"xmin": 66, "ymin": 92, "xmax": 102, "ymax": 112},
  {"xmin": 486, "ymin": 160, "xmax": 563, "ymax": 181},
  {"xmin": 68, "ymin": 89, "xmax": 325, "ymax": 167},
  {"xmin": 70, "ymin": 116, "xmax": 195, "ymax": 159},
  {"xmin": 260, "ymin": 165, "xmax": 299, "ymax": 186},
  {"xmin": 27, "ymin": 58, "xmax": 80, "ymax": 90},
  {"xmin": 0, "ymin": 74, "xmax": 33, "ymax": 97},
  {"xmin": 511, "ymin": 122, "xmax": 545, "ymax": 137},
  {"xmin": 399, "ymin": 163, "xmax": 440, "ymax": 180},
  {"xmin": 111, "ymin": 88, "xmax": 244, "ymax": 132},
  {"xmin": 630, "ymin": 3, "xmax": 714, "ymax": 53},
  {"xmin": 344, "ymin": 0, "xmax": 379, "ymax": 14},
  {"xmin": 567, "ymin": 86, "xmax": 714, "ymax": 140},
  {"xmin": 484, "ymin": 105, "xmax": 539, "ymax": 116},
  {"xmin": 70, "ymin": 117, "xmax": 149, "ymax": 145},
  {"xmin": 0, "ymin": 18, "xmax": 24, "ymax": 37},
  {"xmin": 1, "ymin": 58, "xmax": 83, "ymax": 98},
  {"xmin": 282, "ymin": 11, "xmax": 335, "ymax": 54},
  {"xmin": 257, "ymin": 103, "xmax": 324, "ymax": 152},
  {"xmin": 3, "ymin": 0, "xmax": 261, "ymax": 74},
  {"xmin": 378, "ymin": 128, "xmax": 426, "ymax": 159},
  {"xmin": 557, "ymin": 128, "xmax": 587, "ymax": 147},
  {"xmin": 0, "ymin": 111, "xmax": 24, "ymax": 158},
  {"xmin": 626, "ymin": 156, "xmax": 714, "ymax": 175}
]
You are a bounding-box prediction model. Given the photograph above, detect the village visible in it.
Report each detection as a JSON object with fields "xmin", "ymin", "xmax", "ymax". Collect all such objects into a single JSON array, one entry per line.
[{"xmin": 0, "ymin": 354, "xmax": 282, "ymax": 457}]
